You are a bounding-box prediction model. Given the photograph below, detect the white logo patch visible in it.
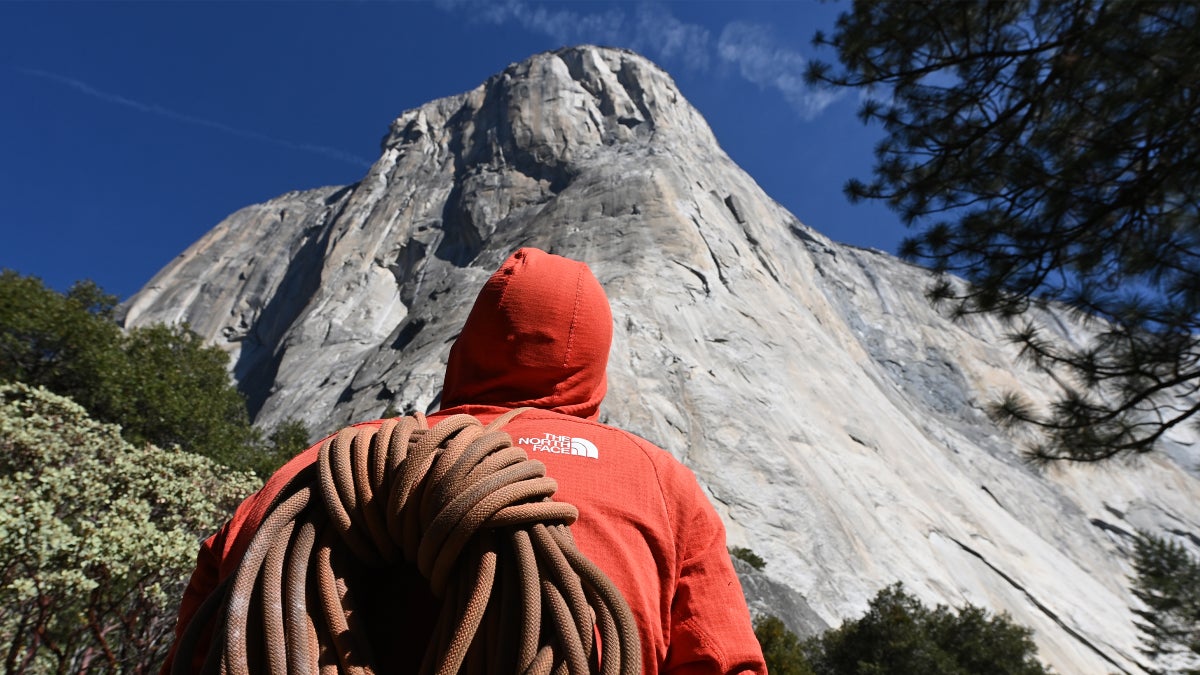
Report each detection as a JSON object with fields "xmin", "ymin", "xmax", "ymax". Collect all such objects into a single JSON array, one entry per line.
[{"xmin": 517, "ymin": 432, "xmax": 599, "ymax": 459}]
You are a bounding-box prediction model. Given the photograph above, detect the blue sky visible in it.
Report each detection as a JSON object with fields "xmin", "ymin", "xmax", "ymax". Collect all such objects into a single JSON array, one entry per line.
[{"xmin": 1, "ymin": 1, "xmax": 903, "ymax": 299}]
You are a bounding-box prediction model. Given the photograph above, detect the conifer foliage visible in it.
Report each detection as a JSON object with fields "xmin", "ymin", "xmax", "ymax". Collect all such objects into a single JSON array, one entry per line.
[
  {"xmin": 1131, "ymin": 532, "xmax": 1200, "ymax": 672},
  {"xmin": 808, "ymin": 1, "xmax": 1200, "ymax": 461}
]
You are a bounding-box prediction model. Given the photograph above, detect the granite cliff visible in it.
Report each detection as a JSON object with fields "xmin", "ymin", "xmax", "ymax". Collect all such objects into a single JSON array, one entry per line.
[{"xmin": 121, "ymin": 46, "xmax": 1200, "ymax": 673}]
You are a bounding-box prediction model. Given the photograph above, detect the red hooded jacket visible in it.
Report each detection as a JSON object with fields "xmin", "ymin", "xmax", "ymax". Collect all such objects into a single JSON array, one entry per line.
[{"xmin": 165, "ymin": 248, "xmax": 766, "ymax": 674}]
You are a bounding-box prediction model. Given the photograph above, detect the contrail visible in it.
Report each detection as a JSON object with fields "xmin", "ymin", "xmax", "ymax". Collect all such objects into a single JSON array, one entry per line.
[{"xmin": 15, "ymin": 67, "xmax": 374, "ymax": 169}]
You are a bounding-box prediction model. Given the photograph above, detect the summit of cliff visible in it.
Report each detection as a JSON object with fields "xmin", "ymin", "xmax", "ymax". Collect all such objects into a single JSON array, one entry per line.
[{"xmin": 122, "ymin": 46, "xmax": 1200, "ymax": 674}]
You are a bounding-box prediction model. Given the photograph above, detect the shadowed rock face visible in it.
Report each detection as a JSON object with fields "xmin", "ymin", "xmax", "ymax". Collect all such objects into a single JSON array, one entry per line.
[{"xmin": 122, "ymin": 46, "xmax": 1200, "ymax": 674}]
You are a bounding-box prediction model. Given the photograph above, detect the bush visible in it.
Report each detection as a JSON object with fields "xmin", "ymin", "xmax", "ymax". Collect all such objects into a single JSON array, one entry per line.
[
  {"xmin": 255, "ymin": 417, "xmax": 313, "ymax": 475},
  {"xmin": 0, "ymin": 271, "xmax": 265, "ymax": 472},
  {"xmin": 0, "ymin": 272, "xmax": 124, "ymax": 409},
  {"xmin": 731, "ymin": 546, "xmax": 767, "ymax": 570},
  {"xmin": 0, "ymin": 383, "xmax": 260, "ymax": 673},
  {"xmin": 802, "ymin": 583, "xmax": 1050, "ymax": 675},
  {"xmin": 116, "ymin": 323, "xmax": 259, "ymax": 466},
  {"xmin": 755, "ymin": 614, "xmax": 816, "ymax": 675}
]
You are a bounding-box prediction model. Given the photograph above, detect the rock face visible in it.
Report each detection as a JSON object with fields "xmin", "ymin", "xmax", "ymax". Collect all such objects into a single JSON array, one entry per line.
[{"xmin": 122, "ymin": 46, "xmax": 1200, "ymax": 673}]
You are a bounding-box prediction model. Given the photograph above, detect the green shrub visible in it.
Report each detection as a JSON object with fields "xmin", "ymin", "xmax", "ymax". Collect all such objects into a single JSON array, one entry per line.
[
  {"xmin": 731, "ymin": 545, "xmax": 767, "ymax": 570},
  {"xmin": 0, "ymin": 271, "xmax": 264, "ymax": 472},
  {"xmin": 802, "ymin": 583, "xmax": 1050, "ymax": 675},
  {"xmin": 0, "ymin": 383, "xmax": 260, "ymax": 673},
  {"xmin": 0, "ymin": 272, "xmax": 124, "ymax": 409},
  {"xmin": 755, "ymin": 614, "xmax": 816, "ymax": 675},
  {"xmin": 116, "ymin": 323, "xmax": 259, "ymax": 466},
  {"xmin": 256, "ymin": 417, "xmax": 313, "ymax": 475}
]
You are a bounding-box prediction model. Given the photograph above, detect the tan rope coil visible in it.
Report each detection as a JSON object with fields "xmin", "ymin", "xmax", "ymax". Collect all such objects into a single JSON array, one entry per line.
[{"xmin": 172, "ymin": 410, "xmax": 641, "ymax": 675}]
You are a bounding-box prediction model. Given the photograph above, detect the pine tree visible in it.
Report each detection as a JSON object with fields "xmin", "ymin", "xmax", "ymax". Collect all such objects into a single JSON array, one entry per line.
[
  {"xmin": 1131, "ymin": 532, "xmax": 1200, "ymax": 672},
  {"xmin": 808, "ymin": 1, "xmax": 1200, "ymax": 461}
]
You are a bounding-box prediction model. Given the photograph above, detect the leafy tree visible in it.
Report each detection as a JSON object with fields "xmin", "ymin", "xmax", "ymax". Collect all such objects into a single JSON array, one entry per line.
[
  {"xmin": 802, "ymin": 583, "xmax": 1050, "ymax": 674},
  {"xmin": 0, "ymin": 383, "xmax": 260, "ymax": 673},
  {"xmin": 1130, "ymin": 532, "xmax": 1200, "ymax": 672},
  {"xmin": 0, "ymin": 271, "xmax": 125, "ymax": 411},
  {"xmin": 755, "ymin": 614, "xmax": 816, "ymax": 675},
  {"xmin": 0, "ymin": 271, "xmax": 263, "ymax": 472},
  {"xmin": 117, "ymin": 323, "xmax": 258, "ymax": 467},
  {"xmin": 256, "ymin": 417, "xmax": 313, "ymax": 475},
  {"xmin": 808, "ymin": 1, "xmax": 1200, "ymax": 461}
]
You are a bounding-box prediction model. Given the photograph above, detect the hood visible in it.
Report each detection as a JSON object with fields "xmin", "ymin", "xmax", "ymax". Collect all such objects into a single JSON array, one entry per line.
[{"xmin": 440, "ymin": 248, "xmax": 613, "ymax": 420}]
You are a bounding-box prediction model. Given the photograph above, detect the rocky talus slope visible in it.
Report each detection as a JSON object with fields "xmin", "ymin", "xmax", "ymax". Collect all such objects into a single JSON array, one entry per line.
[{"xmin": 122, "ymin": 46, "xmax": 1200, "ymax": 673}]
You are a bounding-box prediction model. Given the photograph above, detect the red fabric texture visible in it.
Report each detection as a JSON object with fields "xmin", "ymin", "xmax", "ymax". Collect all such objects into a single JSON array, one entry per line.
[
  {"xmin": 164, "ymin": 248, "xmax": 765, "ymax": 674},
  {"xmin": 441, "ymin": 247, "xmax": 611, "ymax": 420}
]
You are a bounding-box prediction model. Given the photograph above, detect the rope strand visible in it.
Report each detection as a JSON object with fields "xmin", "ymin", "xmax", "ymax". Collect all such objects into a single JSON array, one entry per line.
[{"xmin": 174, "ymin": 411, "xmax": 640, "ymax": 674}]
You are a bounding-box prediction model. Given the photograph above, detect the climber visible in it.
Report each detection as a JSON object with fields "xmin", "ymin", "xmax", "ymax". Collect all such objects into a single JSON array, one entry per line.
[{"xmin": 163, "ymin": 247, "xmax": 766, "ymax": 674}]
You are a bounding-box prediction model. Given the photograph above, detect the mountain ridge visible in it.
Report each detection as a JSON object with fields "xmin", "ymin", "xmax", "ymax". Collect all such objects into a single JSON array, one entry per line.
[{"xmin": 121, "ymin": 46, "xmax": 1200, "ymax": 674}]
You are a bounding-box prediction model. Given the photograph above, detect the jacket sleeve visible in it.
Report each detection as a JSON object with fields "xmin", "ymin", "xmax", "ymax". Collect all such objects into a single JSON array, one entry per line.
[{"xmin": 662, "ymin": 465, "xmax": 767, "ymax": 675}]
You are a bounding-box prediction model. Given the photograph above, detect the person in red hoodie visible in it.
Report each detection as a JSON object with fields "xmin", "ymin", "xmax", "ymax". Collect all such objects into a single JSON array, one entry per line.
[{"xmin": 164, "ymin": 247, "xmax": 766, "ymax": 674}]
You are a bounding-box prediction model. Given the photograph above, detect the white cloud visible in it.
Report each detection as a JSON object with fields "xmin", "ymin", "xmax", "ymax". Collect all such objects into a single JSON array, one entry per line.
[
  {"xmin": 632, "ymin": 4, "xmax": 711, "ymax": 70},
  {"xmin": 442, "ymin": 0, "xmax": 625, "ymax": 45},
  {"xmin": 438, "ymin": 0, "xmax": 709, "ymax": 71},
  {"xmin": 716, "ymin": 21, "xmax": 843, "ymax": 120},
  {"xmin": 16, "ymin": 67, "xmax": 373, "ymax": 168},
  {"xmin": 437, "ymin": 2, "xmax": 840, "ymax": 121}
]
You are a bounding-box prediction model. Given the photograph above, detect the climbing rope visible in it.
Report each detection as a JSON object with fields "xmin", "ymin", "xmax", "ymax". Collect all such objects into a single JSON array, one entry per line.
[{"xmin": 172, "ymin": 410, "xmax": 641, "ymax": 675}]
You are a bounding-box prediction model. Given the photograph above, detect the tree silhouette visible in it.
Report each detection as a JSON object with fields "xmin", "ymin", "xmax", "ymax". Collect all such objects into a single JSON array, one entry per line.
[{"xmin": 809, "ymin": 1, "xmax": 1200, "ymax": 461}]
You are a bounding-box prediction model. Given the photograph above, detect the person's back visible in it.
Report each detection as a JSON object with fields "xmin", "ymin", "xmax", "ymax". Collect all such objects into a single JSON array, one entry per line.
[{"xmin": 164, "ymin": 248, "xmax": 765, "ymax": 674}]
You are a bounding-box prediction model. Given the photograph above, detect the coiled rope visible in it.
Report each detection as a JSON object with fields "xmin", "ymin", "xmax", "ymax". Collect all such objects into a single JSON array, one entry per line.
[{"xmin": 172, "ymin": 410, "xmax": 641, "ymax": 675}]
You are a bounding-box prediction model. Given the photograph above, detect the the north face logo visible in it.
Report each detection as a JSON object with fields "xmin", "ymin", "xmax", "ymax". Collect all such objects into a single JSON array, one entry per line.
[{"xmin": 517, "ymin": 432, "xmax": 599, "ymax": 459}]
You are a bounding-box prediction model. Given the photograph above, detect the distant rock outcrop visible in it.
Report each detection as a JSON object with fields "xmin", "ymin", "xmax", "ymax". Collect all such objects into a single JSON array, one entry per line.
[{"xmin": 122, "ymin": 46, "xmax": 1200, "ymax": 674}]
